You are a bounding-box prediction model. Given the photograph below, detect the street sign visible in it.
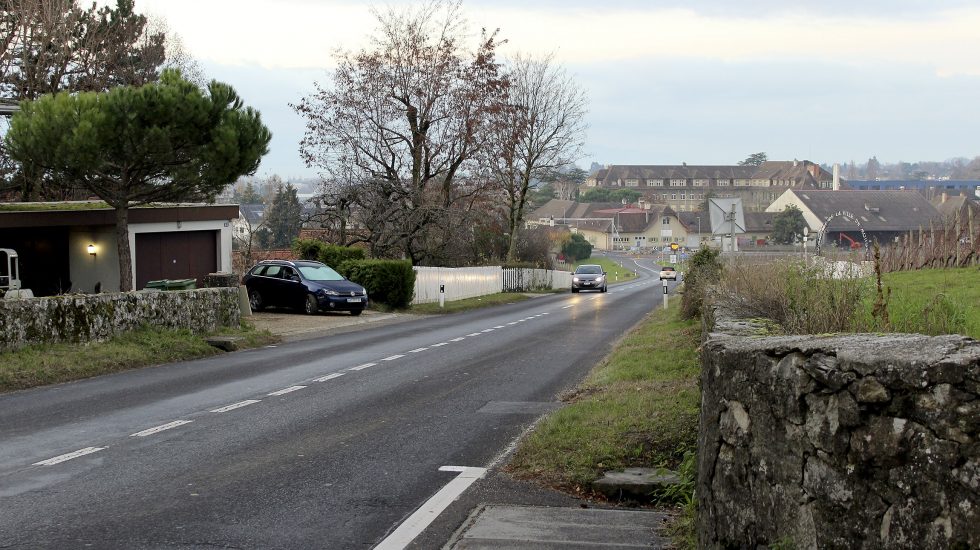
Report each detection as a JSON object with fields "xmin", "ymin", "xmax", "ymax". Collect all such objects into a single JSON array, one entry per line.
[
  {"xmin": 670, "ymin": 242, "xmax": 679, "ymax": 251},
  {"xmin": 669, "ymin": 254, "xmax": 677, "ymax": 264}
]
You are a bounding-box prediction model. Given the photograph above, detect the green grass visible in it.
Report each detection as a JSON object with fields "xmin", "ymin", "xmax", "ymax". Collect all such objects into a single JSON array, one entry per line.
[
  {"xmin": 863, "ymin": 267, "xmax": 980, "ymax": 339},
  {"xmin": 0, "ymin": 323, "xmax": 278, "ymax": 393},
  {"xmin": 570, "ymin": 256, "xmax": 638, "ymax": 282},
  {"xmin": 408, "ymin": 292, "xmax": 533, "ymax": 314},
  {"xmin": 507, "ymin": 303, "xmax": 701, "ymax": 488}
]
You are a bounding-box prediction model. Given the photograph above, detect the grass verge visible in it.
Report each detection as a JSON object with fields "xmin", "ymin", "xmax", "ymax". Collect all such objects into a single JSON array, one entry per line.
[
  {"xmin": 408, "ymin": 292, "xmax": 534, "ymax": 314},
  {"xmin": 867, "ymin": 267, "xmax": 980, "ymax": 339},
  {"xmin": 506, "ymin": 302, "xmax": 700, "ymax": 532},
  {"xmin": 0, "ymin": 323, "xmax": 278, "ymax": 393}
]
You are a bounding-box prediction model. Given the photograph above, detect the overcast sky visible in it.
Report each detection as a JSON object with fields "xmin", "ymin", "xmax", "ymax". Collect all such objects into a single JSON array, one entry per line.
[{"xmin": 134, "ymin": 0, "xmax": 980, "ymax": 179}]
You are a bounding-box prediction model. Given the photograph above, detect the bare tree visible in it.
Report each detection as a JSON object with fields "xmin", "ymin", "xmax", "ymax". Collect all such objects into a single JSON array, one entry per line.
[
  {"xmin": 292, "ymin": 0, "xmax": 510, "ymax": 264},
  {"xmin": 485, "ymin": 53, "xmax": 588, "ymax": 261}
]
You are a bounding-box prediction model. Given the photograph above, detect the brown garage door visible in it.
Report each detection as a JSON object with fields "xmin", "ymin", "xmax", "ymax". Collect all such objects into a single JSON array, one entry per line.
[{"xmin": 135, "ymin": 231, "xmax": 217, "ymax": 289}]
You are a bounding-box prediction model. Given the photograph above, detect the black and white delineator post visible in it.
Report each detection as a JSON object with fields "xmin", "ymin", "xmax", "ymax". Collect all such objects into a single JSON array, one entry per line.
[
  {"xmin": 662, "ymin": 280, "xmax": 668, "ymax": 310},
  {"xmin": 439, "ymin": 283, "xmax": 445, "ymax": 308}
]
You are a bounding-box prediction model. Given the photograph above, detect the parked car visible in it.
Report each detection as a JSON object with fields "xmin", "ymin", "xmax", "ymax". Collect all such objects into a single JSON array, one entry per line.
[
  {"xmin": 242, "ymin": 260, "xmax": 368, "ymax": 315},
  {"xmin": 571, "ymin": 264, "xmax": 607, "ymax": 293},
  {"xmin": 659, "ymin": 266, "xmax": 677, "ymax": 281}
]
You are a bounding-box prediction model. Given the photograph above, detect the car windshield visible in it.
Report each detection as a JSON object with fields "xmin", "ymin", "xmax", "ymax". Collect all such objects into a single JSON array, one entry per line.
[
  {"xmin": 575, "ymin": 265, "xmax": 602, "ymax": 274},
  {"xmin": 298, "ymin": 265, "xmax": 344, "ymax": 281}
]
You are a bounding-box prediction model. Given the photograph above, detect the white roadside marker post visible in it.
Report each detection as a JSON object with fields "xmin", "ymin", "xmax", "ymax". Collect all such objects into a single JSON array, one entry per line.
[{"xmin": 439, "ymin": 283, "xmax": 445, "ymax": 309}]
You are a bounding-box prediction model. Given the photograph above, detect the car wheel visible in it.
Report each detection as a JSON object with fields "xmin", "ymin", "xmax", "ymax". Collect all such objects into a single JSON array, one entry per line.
[
  {"xmin": 303, "ymin": 294, "xmax": 319, "ymax": 315},
  {"xmin": 248, "ymin": 289, "xmax": 264, "ymax": 311},
  {"xmin": 350, "ymin": 309, "xmax": 363, "ymax": 316},
  {"xmin": 571, "ymin": 287, "xmax": 579, "ymax": 293}
]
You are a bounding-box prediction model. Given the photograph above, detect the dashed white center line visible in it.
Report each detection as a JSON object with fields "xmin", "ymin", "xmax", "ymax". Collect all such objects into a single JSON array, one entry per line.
[
  {"xmin": 562, "ymin": 305, "xmax": 573, "ymax": 309},
  {"xmin": 350, "ymin": 362, "xmax": 378, "ymax": 371},
  {"xmin": 131, "ymin": 420, "xmax": 193, "ymax": 437},
  {"xmin": 493, "ymin": 325, "xmax": 505, "ymax": 329},
  {"xmin": 268, "ymin": 385, "xmax": 307, "ymax": 396},
  {"xmin": 210, "ymin": 400, "xmax": 261, "ymax": 413},
  {"xmin": 313, "ymin": 372, "xmax": 346, "ymax": 382},
  {"xmin": 449, "ymin": 337, "xmax": 465, "ymax": 342},
  {"xmin": 466, "ymin": 332, "xmax": 481, "ymax": 337},
  {"xmin": 382, "ymin": 354, "xmax": 405, "ymax": 361},
  {"xmin": 481, "ymin": 329, "xmax": 494, "ymax": 333},
  {"xmin": 506, "ymin": 322, "xmax": 518, "ymax": 325},
  {"xmin": 431, "ymin": 342, "xmax": 449, "ymax": 347},
  {"xmin": 34, "ymin": 447, "xmax": 105, "ymax": 466},
  {"xmin": 409, "ymin": 347, "xmax": 428, "ymax": 353},
  {"xmin": 541, "ymin": 312, "xmax": 550, "ymax": 315}
]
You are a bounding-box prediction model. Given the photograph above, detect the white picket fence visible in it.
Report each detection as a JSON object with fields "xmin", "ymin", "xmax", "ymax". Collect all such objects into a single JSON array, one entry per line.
[
  {"xmin": 502, "ymin": 268, "xmax": 572, "ymax": 292},
  {"xmin": 411, "ymin": 266, "xmax": 572, "ymax": 304},
  {"xmin": 412, "ymin": 266, "xmax": 503, "ymax": 304}
]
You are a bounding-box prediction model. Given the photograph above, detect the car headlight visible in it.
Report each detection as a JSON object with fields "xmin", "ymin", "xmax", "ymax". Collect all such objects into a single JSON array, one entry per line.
[
  {"xmin": 573, "ymin": 277, "xmax": 580, "ymax": 282},
  {"xmin": 596, "ymin": 276, "xmax": 604, "ymax": 282},
  {"xmin": 319, "ymin": 289, "xmax": 340, "ymax": 296}
]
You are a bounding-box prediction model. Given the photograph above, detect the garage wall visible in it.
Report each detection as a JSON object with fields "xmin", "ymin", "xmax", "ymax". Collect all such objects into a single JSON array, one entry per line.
[{"xmin": 69, "ymin": 227, "xmax": 119, "ymax": 293}]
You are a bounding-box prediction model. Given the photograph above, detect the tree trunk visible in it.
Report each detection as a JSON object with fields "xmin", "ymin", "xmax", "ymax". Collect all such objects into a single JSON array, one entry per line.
[{"xmin": 115, "ymin": 206, "xmax": 134, "ymax": 292}]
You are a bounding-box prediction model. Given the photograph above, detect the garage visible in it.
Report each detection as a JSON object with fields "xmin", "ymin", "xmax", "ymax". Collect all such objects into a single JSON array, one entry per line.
[{"xmin": 135, "ymin": 230, "xmax": 218, "ymax": 289}]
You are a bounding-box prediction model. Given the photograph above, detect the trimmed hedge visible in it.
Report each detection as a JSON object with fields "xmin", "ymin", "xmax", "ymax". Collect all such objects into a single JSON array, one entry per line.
[
  {"xmin": 339, "ymin": 260, "xmax": 415, "ymax": 309},
  {"xmin": 292, "ymin": 239, "xmax": 366, "ymax": 267}
]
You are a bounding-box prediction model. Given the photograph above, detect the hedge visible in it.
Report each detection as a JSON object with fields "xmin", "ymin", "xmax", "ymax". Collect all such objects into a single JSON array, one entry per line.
[
  {"xmin": 338, "ymin": 260, "xmax": 415, "ymax": 309},
  {"xmin": 292, "ymin": 239, "xmax": 366, "ymax": 267}
]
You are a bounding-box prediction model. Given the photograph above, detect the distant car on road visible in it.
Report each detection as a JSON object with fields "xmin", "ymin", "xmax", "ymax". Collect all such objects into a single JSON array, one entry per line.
[
  {"xmin": 242, "ymin": 260, "xmax": 367, "ymax": 315},
  {"xmin": 572, "ymin": 264, "xmax": 607, "ymax": 293},
  {"xmin": 659, "ymin": 266, "xmax": 677, "ymax": 281}
]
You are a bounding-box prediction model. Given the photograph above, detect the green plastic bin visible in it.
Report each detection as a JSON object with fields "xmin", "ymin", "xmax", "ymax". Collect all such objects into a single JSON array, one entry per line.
[
  {"xmin": 144, "ymin": 279, "xmax": 168, "ymax": 290},
  {"xmin": 164, "ymin": 278, "xmax": 196, "ymax": 290}
]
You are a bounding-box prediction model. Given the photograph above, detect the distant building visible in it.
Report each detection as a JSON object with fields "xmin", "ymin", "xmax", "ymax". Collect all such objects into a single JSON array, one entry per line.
[
  {"xmin": 766, "ymin": 189, "xmax": 940, "ymax": 249},
  {"xmin": 526, "ymin": 199, "xmax": 686, "ymax": 251},
  {"xmin": 845, "ymin": 179, "xmax": 980, "ymax": 200},
  {"xmin": 585, "ymin": 160, "xmax": 835, "ymax": 213}
]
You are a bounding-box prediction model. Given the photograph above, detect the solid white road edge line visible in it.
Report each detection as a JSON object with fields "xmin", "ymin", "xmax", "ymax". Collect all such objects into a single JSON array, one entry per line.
[
  {"xmin": 131, "ymin": 420, "xmax": 193, "ymax": 437},
  {"xmin": 313, "ymin": 372, "xmax": 346, "ymax": 382},
  {"xmin": 34, "ymin": 446, "xmax": 106, "ymax": 466},
  {"xmin": 268, "ymin": 385, "xmax": 307, "ymax": 396},
  {"xmin": 350, "ymin": 362, "xmax": 377, "ymax": 371},
  {"xmin": 373, "ymin": 466, "xmax": 487, "ymax": 550},
  {"xmin": 210, "ymin": 400, "xmax": 261, "ymax": 413}
]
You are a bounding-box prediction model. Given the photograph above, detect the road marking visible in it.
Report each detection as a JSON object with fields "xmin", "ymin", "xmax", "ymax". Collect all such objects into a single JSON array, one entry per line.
[
  {"xmin": 562, "ymin": 305, "xmax": 573, "ymax": 309},
  {"xmin": 268, "ymin": 385, "xmax": 306, "ymax": 396},
  {"xmin": 409, "ymin": 347, "xmax": 428, "ymax": 353},
  {"xmin": 210, "ymin": 400, "xmax": 261, "ymax": 413},
  {"xmin": 431, "ymin": 342, "xmax": 448, "ymax": 347},
  {"xmin": 493, "ymin": 325, "xmax": 505, "ymax": 329},
  {"xmin": 374, "ymin": 466, "xmax": 488, "ymax": 550},
  {"xmin": 34, "ymin": 447, "xmax": 105, "ymax": 466},
  {"xmin": 131, "ymin": 420, "xmax": 193, "ymax": 437},
  {"xmin": 541, "ymin": 312, "xmax": 550, "ymax": 315},
  {"xmin": 466, "ymin": 332, "xmax": 481, "ymax": 337},
  {"xmin": 506, "ymin": 322, "xmax": 518, "ymax": 325},
  {"xmin": 449, "ymin": 337, "xmax": 465, "ymax": 342},
  {"xmin": 313, "ymin": 372, "xmax": 346, "ymax": 382},
  {"xmin": 382, "ymin": 354, "xmax": 405, "ymax": 361},
  {"xmin": 350, "ymin": 362, "xmax": 378, "ymax": 371},
  {"xmin": 481, "ymin": 329, "xmax": 494, "ymax": 333}
]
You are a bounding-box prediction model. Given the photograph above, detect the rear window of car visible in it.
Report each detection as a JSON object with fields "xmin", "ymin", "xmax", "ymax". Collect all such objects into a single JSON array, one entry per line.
[
  {"xmin": 575, "ymin": 265, "xmax": 602, "ymax": 274},
  {"xmin": 661, "ymin": 266, "xmax": 675, "ymax": 271},
  {"xmin": 298, "ymin": 265, "xmax": 344, "ymax": 281}
]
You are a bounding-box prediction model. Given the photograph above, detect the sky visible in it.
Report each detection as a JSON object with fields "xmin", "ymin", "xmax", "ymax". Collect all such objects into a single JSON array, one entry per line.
[{"xmin": 134, "ymin": 0, "xmax": 980, "ymax": 179}]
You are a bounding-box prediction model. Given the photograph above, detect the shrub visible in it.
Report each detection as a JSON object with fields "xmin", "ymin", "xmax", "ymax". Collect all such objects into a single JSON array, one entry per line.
[
  {"xmin": 319, "ymin": 245, "xmax": 365, "ymax": 269},
  {"xmin": 292, "ymin": 238, "xmax": 324, "ymax": 260},
  {"xmin": 339, "ymin": 259, "xmax": 415, "ymax": 309},
  {"xmin": 562, "ymin": 233, "xmax": 593, "ymax": 263},
  {"xmin": 680, "ymin": 246, "xmax": 723, "ymax": 319}
]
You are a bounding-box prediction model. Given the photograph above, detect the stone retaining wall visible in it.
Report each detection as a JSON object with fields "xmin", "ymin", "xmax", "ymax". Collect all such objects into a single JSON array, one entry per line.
[
  {"xmin": 697, "ymin": 305, "xmax": 979, "ymax": 549},
  {"xmin": 0, "ymin": 288, "xmax": 241, "ymax": 352}
]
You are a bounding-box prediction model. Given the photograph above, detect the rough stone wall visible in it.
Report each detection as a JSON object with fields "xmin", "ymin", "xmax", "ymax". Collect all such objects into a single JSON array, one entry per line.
[
  {"xmin": 697, "ymin": 305, "xmax": 979, "ymax": 549},
  {"xmin": 0, "ymin": 288, "xmax": 240, "ymax": 352}
]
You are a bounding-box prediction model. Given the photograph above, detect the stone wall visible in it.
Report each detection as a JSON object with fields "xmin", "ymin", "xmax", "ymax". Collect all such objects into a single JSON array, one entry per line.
[
  {"xmin": 0, "ymin": 288, "xmax": 241, "ymax": 352},
  {"xmin": 698, "ymin": 305, "xmax": 979, "ymax": 549}
]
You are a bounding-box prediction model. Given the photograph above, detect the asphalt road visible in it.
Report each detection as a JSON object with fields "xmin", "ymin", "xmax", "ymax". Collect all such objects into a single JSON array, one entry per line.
[{"xmin": 0, "ymin": 256, "xmax": 678, "ymax": 549}]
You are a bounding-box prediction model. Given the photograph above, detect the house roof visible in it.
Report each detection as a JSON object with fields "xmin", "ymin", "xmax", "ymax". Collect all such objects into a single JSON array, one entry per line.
[
  {"xmin": 589, "ymin": 160, "xmax": 833, "ymax": 186},
  {"xmin": 791, "ymin": 190, "xmax": 940, "ymax": 232},
  {"xmin": 0, "ymin": 201, "xmax": 239, "ymax": 228},
  {"xmin": 744, "ymin": 212, "xmax": 776, "ymax": 233},
  {"xmin": 239, "ymin": 203, "xmax": 266, "ymax": 225}
]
